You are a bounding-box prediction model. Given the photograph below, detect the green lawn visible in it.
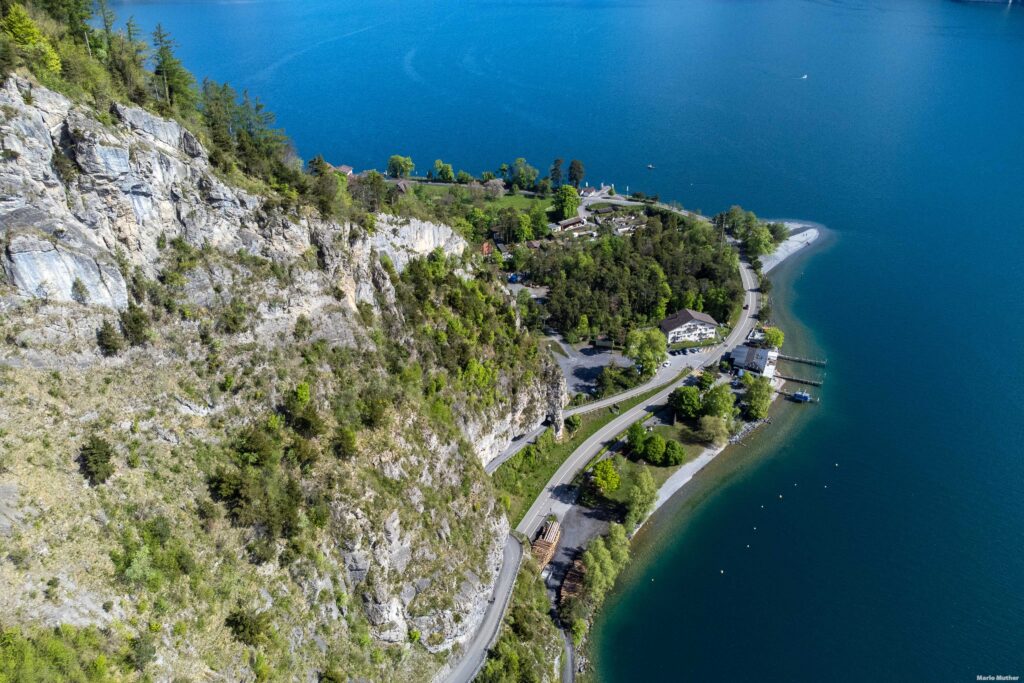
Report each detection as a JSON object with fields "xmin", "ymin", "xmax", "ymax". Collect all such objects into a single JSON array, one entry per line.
[
  {"xmin": 494, "ymin": 384, "xmax": 664, "ymax": 525},
  {"xmin": 416, "ymin": 183, "xmax": 550, "ymax": 212},
  {"xmin": 603, "ymin": 455, "xmax": 676, "ymax": 507},
  {"xmin": 575, "ymin": 419, "xmax": 704, "ymax": 510}
]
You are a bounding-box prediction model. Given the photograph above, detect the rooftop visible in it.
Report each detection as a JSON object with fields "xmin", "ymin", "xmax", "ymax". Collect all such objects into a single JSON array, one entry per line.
[{"xmin": 659, "ymin": 308, "xmax": 719, "ymax": 333}]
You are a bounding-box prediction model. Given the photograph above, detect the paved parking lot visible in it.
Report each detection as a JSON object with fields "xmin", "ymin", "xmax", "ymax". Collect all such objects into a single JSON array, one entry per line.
[{"xmin": 548, "ymin": 338, "xmax": 633, "ymax": 396}]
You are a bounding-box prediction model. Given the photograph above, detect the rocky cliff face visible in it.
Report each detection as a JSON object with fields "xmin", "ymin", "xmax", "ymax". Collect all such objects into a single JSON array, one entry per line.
[{"xmin": 0, "ymin": 77, "xmax": 561, "ymax": 681}]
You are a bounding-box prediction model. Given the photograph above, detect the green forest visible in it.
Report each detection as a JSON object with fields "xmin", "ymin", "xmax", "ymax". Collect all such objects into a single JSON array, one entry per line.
[{"xmin": 528, "ymin": 209, "xmax": 743, "ymax": 342}]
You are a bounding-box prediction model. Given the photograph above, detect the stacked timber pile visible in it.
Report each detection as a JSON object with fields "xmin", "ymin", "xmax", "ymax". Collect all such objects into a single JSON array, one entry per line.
[
  {"xmin": 531, "ymin": 519, "xmax": 562, "ymax": 567},
  {"xmin": 560, "ymin": 559, "xmax": 586, "ymax": 605}
]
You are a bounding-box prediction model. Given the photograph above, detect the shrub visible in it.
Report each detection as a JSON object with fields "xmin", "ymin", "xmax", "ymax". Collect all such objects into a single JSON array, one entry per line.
[
  {"xmin": 96, "ymin": 319, "xmax": 124, "ymax": 356},
  {"xmin": 130, "ymin": 633, "xmax": 156, "ymax": 671},
  {"xmin": 332, "ymin": 426, "xmax": 358, "ymax": 459},
  {"xmin": 217, "ymin": 297, "xmax": 250, "ymax": 334},
  {"xmin": 51, "ymin": 148, "xmax": 78, "ymax": 181},
  {"xmin": 293, "ymin": 314, "xmax": 312, "ymax": 340},
  {"xmin": 70, "ymin": 277, "xmax": 88, "ymax": 303},
  {"xmin": 226, "ymin": 607, "xmax": 271, "ymax": 647},
  {"xmin": 119, "ymin": 303, "xmax": 150, "ymax": 346},
  {"xmin": 79, "ymin": 435, "xmax": 114, "ymax": 485},
  {"xmin": 664, "ymin": 440, "xmax": 686, "ymax": 466}
]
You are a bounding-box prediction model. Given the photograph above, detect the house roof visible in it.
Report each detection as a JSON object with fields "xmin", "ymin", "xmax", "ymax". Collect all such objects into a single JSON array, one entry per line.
[
  {"xmin": 395, "ymin": 179, "xmax": 414, "ymax": 193},
  {"xmin": 558, "ymin": 216, "xmax": 585, "ymax": 228},
  {"xmin": 731, "ymin": 345, "xmax": 779, "ymax": 376},
  {"xmin": 659, "ymin": 308, "xmax": 719, "ymax": 333},
  {"xmin": 580, "ymin": 186, "xmax": 599, "ymax": 196}
]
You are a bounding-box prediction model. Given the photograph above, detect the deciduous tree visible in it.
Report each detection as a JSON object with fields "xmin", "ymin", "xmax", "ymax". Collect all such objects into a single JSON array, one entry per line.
[
  {"xmin": 386, "ymin": 154, "xmax": 414, "ymax": 178},
  {"xmin": 702, "ymin": 383, "xmax": 736, "ymax": 419},
  {"xmin": 624, "ymin": 328, "xmax": 667, "ymax": 379},
  {"xmin": 669, "ymin": 385, "xmax": 701, "ymax": 419},
  {"xmin": 553, "ymin": 184, "xmax": 580, "ymax": 220},
  {"xmin": 433, "ymin": 159, "xmax": 455, "ymax": 183},
  {"xmin": 762, "ymin": 326, "xmax": 785, "ymax": 349},
  {"xmin": 642, "ymin": 433, "xmax": 666, "ymax": 465},
  {"xmin": 625, "ymin": 467, "xmax": 657, "ymax": 528},
  {"xmin": 592, "ymin": 459, "xmax": 620, "ymax": 495},
  {"xmin": 743, "ymin": 374, "xmax": 773, "ymax": 420}
]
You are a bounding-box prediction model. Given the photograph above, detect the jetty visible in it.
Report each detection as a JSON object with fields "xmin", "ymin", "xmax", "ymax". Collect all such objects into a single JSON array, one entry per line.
[
  {"xmin": 777, "ymin": 353, "xmax": 828, "ymax": 367},
  {"xmin": 776, "ymin": 373, "xmax": 823, "ymax": 387}
]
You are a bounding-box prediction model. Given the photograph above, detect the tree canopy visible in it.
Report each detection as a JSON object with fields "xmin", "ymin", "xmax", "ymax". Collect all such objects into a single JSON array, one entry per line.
[
  {"xmin": 702, "ymin": 383, "xmax": 736, "ymax": 419},
  {"xmin": 762, "ymin": 326, "xmax": 785, "ymax": 349},
  {"xmin": 386, "ymin": 154, "xmax": 414, "ymax": 178},
  {"xmin": 624, "ymin": 328, "xmax": 667, "ymax": 379},
  {"xmin": 592, "ymin": 459, "xmax": 620, "ymax": 495},
  {"xmin": 669, "ymin": 385, "xmax": 702, "ymax": 419},
  {"xmin": 568, "ymin": 159, "xmax": 585, "ymax": 188},
  {"xmin": 625, "ymin": 467, "xmax": 657, "ymax": 528},
  {"xmin": 553, "ymin": 184, "xmax": 579, "ymax": 221},
  {"xmin": 529, "ymin": 210, "xmax": 741, "ymax": 341},
  {"xmin": 743, "ymin": 374, "xmax": 773, "ymax": 420}
]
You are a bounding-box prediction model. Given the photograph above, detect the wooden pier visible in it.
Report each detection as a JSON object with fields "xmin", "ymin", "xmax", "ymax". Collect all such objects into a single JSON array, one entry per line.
[
  {"xmin": 776, "ymin": 373, "xmax": 823, "ymax": 387},
  {"xmin": 777, "ymin": 354, "xmax": 828, "ymax": 367}
]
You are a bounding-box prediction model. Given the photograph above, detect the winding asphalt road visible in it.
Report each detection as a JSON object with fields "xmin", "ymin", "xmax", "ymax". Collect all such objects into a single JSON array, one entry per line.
[
  {"xmin": 515, "ymin": 260, "xmax": 758, "ymax": 539},
  {"xmin": 442, "ymin": 257, "xmax": 758, "ymax": 683},
  {"xmin": 484, "ymin": 348, "xmax": 702, "ymax": 474},
  {"xmin": 437, "ymin": 536, "xmax": 523, "ymax": 683}
]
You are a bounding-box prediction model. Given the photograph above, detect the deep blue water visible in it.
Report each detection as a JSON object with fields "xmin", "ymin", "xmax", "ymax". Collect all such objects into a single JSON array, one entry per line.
[{"xmin": 114, "ymin": 0, "xmax": 1024, "ymax": 678}]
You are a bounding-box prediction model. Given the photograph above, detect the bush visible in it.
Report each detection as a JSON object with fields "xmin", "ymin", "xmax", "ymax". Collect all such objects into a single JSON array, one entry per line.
[
  {"xmin": 332, "ymin": 426, "xmax": 358, "ymax": 459},
  {"xmin": 79, "ymin": 435, "xmax": 114, "ymax": 485},
  {"xmin": 642, "ymin": 433, "xmax": 666, "ymax": 465},
  {"xmin": 0, "ymin": 624, "xmax": 113, "ymax": 681},
  {"xmin": 119, "ymin": 303, "xmax": 150, "ymax": 346},
  {"xmin": 226, "ymin": 607, "xmax": 272, "ymax": 647},
  {"xmin": 96, "ymin": 319, "xmax": 124, "ymax": 356},
  {"xmin": 293, "ymin": 314, "xmax": 312, "ymax": 340},
  {"xmin": 217, "ymin": 297, "xmax": 250, "ymax": 334},
  {"xmin": 70, "ymin": 277, "xmax": 88, "ymax": 303},
  {"xmin": 130, "ymin": 633, "xmax": 156, "ymax": 671},
  {"xmin": 664, "ymin": 440, "xmax": 686, "ymax": 466}
]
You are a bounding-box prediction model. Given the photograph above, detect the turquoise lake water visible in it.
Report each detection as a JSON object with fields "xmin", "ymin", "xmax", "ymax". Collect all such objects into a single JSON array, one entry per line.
[{"xmin": 113, "ymin": 0, "xmax": 1024, "ymax": 678}]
